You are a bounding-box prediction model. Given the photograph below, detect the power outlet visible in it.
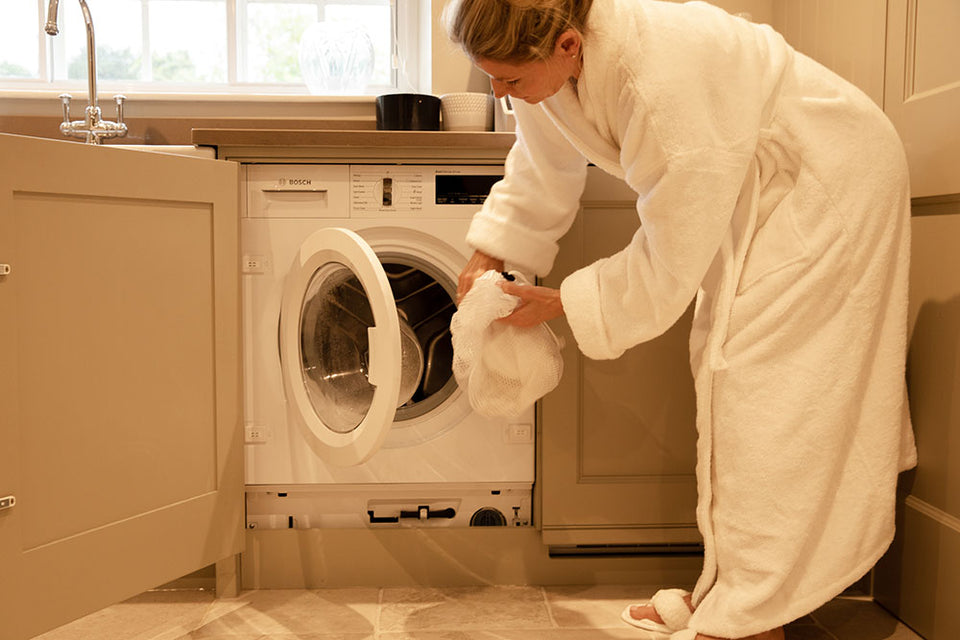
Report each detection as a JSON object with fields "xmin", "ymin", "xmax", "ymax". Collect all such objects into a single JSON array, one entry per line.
[
  {"xmin": 505, "ymin": 423, "xmax": 533, "ymax": 444},
  {"xmin": 245, "ymin": 425, "xmax": 270, "ymax": 444},
  {"xmin": 242, "ymin": 255, "xmax": 271, "ymax": 274}
]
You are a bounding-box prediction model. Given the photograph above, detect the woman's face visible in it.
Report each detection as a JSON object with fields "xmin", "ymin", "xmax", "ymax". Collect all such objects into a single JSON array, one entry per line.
[{"xmin": 475, "ymin": 30, "xmax": 582, "ymax": 105}]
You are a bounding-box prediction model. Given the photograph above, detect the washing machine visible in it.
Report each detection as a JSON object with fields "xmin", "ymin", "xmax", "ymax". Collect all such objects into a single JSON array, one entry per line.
[{"xmin": 241, "ymin": 163, "xmax": 535, "ymax": 529}]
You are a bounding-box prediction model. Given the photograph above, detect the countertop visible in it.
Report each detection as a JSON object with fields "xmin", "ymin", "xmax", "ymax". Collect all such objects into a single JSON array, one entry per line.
[{"xmin": 190, "ymin": 128, "xmax": 516, "ymax": 163}]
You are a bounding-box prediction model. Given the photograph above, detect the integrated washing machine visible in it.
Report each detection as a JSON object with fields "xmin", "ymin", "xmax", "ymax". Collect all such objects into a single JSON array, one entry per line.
[{"xmin": 241, "ymin": 163, "xmax": 535, "ymax": 529}]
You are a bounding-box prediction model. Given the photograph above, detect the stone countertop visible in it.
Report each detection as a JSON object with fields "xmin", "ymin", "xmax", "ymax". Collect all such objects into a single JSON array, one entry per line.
[{"xmin": 191, "ymin": 128, "xmax": 516, "ymax": 162}]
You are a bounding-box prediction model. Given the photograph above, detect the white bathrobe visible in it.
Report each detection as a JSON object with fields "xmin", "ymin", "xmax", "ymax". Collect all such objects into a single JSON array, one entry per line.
[{"xmin": 465, "ymin": 0, "xmax": 917, "ymax": 636}]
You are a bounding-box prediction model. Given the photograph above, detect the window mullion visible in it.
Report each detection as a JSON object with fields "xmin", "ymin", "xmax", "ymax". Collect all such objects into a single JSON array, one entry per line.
[
  {"xmin": 36, "ymin": 0, "xmax": 48, "ymax": 82},
  {"xmin": 142, "ymin": 0, "xmax": 153, "ymax": 82},
  {"xmin": 228, "ymin": 0, "xmax": 240, "ymax": 84}
]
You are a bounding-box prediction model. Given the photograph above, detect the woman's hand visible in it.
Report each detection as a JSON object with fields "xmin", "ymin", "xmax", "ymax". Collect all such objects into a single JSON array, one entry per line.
[
  {"xmin": 499, "ymin": 281, "xmax": 564, "ymax": 327},
  {"xmin": 457, "ymin": 250, "xmax": 504, "ymax": 303}
]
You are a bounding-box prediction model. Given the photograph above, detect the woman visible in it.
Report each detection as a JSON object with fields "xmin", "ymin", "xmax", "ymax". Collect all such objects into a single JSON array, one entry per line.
[{"xmin": 445, "ymin": 0, "xmax": 917, "ymax": 639}]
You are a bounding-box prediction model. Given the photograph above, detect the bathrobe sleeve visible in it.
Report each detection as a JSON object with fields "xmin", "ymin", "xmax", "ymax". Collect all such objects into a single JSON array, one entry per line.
[
  {"xmin": 560, "ymin": 134, "xmax": 753, "ymax": 360},
  {"xmin": 465, "ymin": 102, "xmax": 589, "ymax": 276}
]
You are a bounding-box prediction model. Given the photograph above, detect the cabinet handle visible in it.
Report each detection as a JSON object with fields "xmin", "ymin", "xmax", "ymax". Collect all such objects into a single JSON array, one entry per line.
[
  {"xmin": 0, "ymin": 495, "xmax": 15, "ymax": 511},
  {"xmin": 0, "ymin": 264, "xmax": 10, "ymax": 276}
]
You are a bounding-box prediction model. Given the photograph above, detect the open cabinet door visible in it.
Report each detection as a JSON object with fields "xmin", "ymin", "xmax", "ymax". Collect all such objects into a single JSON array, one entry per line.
[{"xmin": 0, "ymin": 133, "xmax": 243, "ymax": 640}]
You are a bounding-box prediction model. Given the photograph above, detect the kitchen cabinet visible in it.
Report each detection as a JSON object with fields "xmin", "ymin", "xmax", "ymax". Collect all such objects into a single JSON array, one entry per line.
[
  {"xmin": 0, "ymin": 133, "xmax": 243, "ymax": 640},
  {"xmin": 539, "ymin": 168, "xmax": 700, "ymax": 549}
]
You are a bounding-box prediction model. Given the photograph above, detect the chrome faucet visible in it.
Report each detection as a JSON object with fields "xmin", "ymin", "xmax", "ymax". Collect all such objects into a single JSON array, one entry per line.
[{"xmin": 44, "ymin": 0, "xmax": 127, "ymax": 144}]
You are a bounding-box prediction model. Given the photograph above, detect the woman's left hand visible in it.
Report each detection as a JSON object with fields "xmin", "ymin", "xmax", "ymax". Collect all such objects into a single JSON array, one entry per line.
[{"xmin": 498, "ymin": 281, "xmax": 564, "ymax": 327}]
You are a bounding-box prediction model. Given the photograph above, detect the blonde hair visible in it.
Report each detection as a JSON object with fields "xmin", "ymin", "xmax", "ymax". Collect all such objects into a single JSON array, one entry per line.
[{"xmin": 443, "ymin": 0, "xmax": 592, "ymax": 63}]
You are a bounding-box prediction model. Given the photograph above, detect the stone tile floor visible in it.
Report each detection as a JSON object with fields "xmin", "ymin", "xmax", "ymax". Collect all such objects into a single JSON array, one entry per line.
[{"xmin": 34, "ymin": 585, "xmax": 924, "ymax": 640}]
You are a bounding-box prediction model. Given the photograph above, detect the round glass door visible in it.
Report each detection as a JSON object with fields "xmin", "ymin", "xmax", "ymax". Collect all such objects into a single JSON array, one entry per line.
[
  {"xmin": 280, "ymin": 228, "xmax": 401, "ymax": 466},
  {"xmin": 299, "ymin": 263, "xmax": 377, "ymax": 434}
]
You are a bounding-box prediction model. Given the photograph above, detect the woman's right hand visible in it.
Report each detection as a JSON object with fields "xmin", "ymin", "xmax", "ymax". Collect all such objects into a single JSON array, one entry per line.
[{"xmin": 457, "ymin": 250, "xmax": 504, "ymax": 304}]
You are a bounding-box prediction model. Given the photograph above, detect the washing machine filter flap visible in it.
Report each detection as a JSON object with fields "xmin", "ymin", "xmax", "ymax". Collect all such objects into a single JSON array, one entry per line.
[{"xmin": 280, "ymin": 227, "xmax": 405, "ymax": 466}]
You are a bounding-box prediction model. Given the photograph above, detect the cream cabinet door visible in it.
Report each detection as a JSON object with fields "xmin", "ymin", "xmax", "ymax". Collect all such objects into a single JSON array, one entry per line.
[
  {"xmin": 539, "ymin": 169, "xmax": 700, "ymax": 548},
  {"xmin": 884, "ymin": 0, "xmax": 960, "ymax": 197},
  {"xmin": 0, "ymin": 134, "xmax": 242, "ymax": 640}
]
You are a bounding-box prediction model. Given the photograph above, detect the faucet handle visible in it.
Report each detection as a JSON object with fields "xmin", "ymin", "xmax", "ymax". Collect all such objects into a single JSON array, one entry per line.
[
  {"xmin": 113, "ymin": 94, "xmax": 126, "ymax": 123},
  {"xmin": 58, "ymin": 93, "xmax": 72, "ymax": 124}
]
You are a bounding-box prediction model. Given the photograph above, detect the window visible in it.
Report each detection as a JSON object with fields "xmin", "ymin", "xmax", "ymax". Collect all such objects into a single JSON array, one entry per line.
[{"xmin": 0, "ymin": 0, "xmax": 419, "ymax": 95}]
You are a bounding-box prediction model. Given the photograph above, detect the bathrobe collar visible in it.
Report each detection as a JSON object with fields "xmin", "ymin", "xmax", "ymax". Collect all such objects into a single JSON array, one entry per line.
[{"xmin": 539, "ymin": 69, "xmax": 624, "ymax": 179}]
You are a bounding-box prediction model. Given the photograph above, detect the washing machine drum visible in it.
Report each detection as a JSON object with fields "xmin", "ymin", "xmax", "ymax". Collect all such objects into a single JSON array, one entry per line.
[{"xmin": 299, "ymin": 265, "xmax": 426, "ymax": 433}]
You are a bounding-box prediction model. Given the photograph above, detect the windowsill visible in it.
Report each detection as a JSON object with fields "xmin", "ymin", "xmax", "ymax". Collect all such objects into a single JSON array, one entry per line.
[{"xmin": 0, "ymin": 89, "xmax": 379, "ymax": 119}]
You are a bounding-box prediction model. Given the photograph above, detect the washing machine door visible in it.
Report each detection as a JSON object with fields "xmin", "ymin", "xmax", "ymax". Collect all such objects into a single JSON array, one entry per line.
[{"xmin": 280, "ymin": 227, "xmax": 402, "ymax": 466}]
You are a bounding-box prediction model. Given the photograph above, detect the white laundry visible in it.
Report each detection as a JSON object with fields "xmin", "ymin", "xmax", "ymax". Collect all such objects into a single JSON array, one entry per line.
[{"xmin": 450, "ymin": 270, "xmax": 563, "ymax": 418}]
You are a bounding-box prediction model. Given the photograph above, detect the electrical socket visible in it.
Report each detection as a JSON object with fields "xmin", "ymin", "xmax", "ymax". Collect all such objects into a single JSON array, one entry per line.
[
  {"xmin": 242, "ymin": 255, "xmax": 271, "ymax": 274},
  {"xmin": 505, "ymin": 423, "xmax": 533, "ymax": 443},
  {"xmin": 245, "ymin": 425, "xmax": 270, "ymax": 444}
]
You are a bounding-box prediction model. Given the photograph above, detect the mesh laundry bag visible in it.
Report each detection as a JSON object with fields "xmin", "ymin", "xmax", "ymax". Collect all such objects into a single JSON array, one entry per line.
[{"xmin": 450, "ymin": 270, "xmax": 563, "ymax": 417}]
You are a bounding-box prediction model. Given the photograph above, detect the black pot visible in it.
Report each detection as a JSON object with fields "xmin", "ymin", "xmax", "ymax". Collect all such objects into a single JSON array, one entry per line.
[{"xmin": 376, "ymin": 93, "xmax": 441, "ymax": 131}]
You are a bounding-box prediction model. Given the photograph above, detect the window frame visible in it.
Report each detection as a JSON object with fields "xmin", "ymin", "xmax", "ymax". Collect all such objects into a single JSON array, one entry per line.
[{"xmin": 0, "ymin": 0, "xmax": 422, "ymax": 98}]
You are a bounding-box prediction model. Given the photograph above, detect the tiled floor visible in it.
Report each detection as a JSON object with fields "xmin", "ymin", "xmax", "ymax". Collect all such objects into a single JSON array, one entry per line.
[{"xmin": 34, "ymin": 585, "xmax": 923, "ymax": 640}]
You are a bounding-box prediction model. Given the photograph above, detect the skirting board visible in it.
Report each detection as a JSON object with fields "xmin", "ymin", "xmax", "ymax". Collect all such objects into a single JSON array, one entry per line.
[
  {"xmin": 241, "ymin": 527, "xmax": 703, "ymax": 589},
  {"xmin": 875, "ymin": 495, "xmax": 960, "ymax": 639}
]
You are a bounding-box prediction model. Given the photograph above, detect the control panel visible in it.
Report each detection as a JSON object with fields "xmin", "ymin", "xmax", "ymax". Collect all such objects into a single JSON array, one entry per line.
[
  {"xmin": 350, "ymin": 165, "xmax": 504, "ymax": 216},
  {"xmin": 242, "ymin": 164, "xmax": 504, "ymax": 219}
]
